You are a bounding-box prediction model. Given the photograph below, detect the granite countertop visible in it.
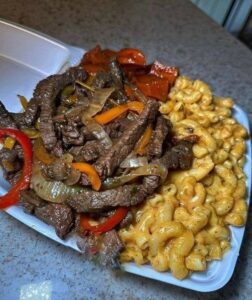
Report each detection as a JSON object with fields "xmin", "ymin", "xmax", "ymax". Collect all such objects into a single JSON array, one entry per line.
[{"xmin": 0, "ymin": 0, "xmax": 252, "ymax": 299}]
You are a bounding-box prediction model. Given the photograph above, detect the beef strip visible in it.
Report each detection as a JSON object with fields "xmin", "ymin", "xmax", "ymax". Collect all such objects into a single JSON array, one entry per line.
[
  {"xmin": 69, "ymin": 140, "xmax": 105, "ymax": 163},
  {"xmin": 160, "ymin": 140, "xmax": 194, "ymax": 170},
  {"xmin": 80, "ymin": 140, "xmax": 105, "ymax": 162},
  {"xmin": 77, "ymin": 229, "xmax": 123, "ymax": 267},
  {"xmin": 19, "ymin": 189, "xmax": 74, "ymax": 238},
  {"xmin": 44, "ymin": 159, "xmax": 72, "ymax": 181},
  {"xmin": 0, "ymin": 148, "xmax": 18, "ymax": 163},
  {"xmin": 52, "ymin": 140, "xmax": 64, "ymax": 157},
  {"xmin": 81, "ymin": 126, "xmax": 96, "ymax": 141},
  {"xmin": 62, "ymin": 123, "xmax": 84, "ymax": 146},
  {"xmin": 34, "ymin": 203, "xmax": 74, "ymax": 239},
  {"xmin": 91, "ymin": 72, "xmax": 112, "ymax": 89},
  {"xmin": 23, "ymin": 97, "xmax": 40, "ymax": 126},
  {"xmin": 105, "ymin": 117, "xmax": 132, "ymax": 139},
  {"xmin": 109, "ymin": 60, "xmax": 124, "ymax": 89},
  {"xmin": 94, "ymin": 99, "xmax": 159, "ymax": 179},
  {"xmin": 99, "ymin": 230, "xmax": 124, "ymax": 266},
  {"xmin": 67, "ymin": 175, "xmax": 160, "ymax": 213},
  {"xmin": 0, "ymin": 101, "xmax": 18, "ymax": 128},
  {"xmin": 146, "ymin": 116, "xmax": 172, "ymax": 159},
  {"xmin": 38, "ymin": 67, "xmax": 87, "ymax": 151},
  {"xmin": 119, "ymin": 210, "xmax": 134, "ymax": 228},
  {"xmin": 11, "ymin": 113, "xmax": 27, "ymax": 129},
  {"xmin": 108, "ymin": 60, "xmax": 128, "ymax": 104},
  {"xmin": 43, "ymin": 158, "xmax": 81, "ymax": 185},
  {"xmin": 5, "ymin": 170, "xmax": 21, "ymax": 185},
  {"xmin": 80, "ymin": 117, "xmax": 132, "ymax": 142},
  {"xmin": 0, "ymin": 148, "xmax": 22, "ymax": 177},
  {"xmin": 19, "ymin": 190, "xmax": 46, "ymax": 214},
  {"xmin": 77, "ymin": 234, "xmax": 100, "ymax": 257}
]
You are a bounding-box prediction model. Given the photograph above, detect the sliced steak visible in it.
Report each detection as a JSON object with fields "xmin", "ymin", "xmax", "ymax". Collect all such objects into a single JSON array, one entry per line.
[
  {"xmin": 34, "ymin": 203, "xmax": 74, "ymax": 239},
  {"xmin": 91, "ymin": 72, "xmax": 112, "ymax": 89},
  {"xmin": 160, "ymin": 140, "xmax": 194, "ymax": 170},
  {"xmin": 19, "ymin": 189, "xmax": 46, "ymax": 214},
  {"xmin": 0, "ymin": 148, "xmax": 22, "ymax": 175},
  {"xmin": 146, "ymin": 116, "xmax": 172, "ymax": 159},
  {"xmin": 5, "ymin": 170, "xmax": 21, "ymax": 185},
  {"xmin": 0, "ymin": 148, "xmax": 18, "ymax": 163},
  {"xmin": 81, "ymin": 126, "xmax": 96, "ymax": 141},
  {"xmin": 67, "ymin": 175, "xmax": 160, "ymax": 213},
  {"xmin": 62, "ymin": 123, "xmax": 84, "ymax": 146},
  {"xmin": 77, "ymin": 230, "xmax": 123, "ymax": 266},
  {"xmin": 44, "ymin": 159, "xmax": 72, "ymax": 181},
  {"xmin": 69, "ymin": 140, "xmax": 105, "ymax": 163},
  {"xmin": 44, "ymin": 158, "xmax": 81, "ymax": 185},
  {"xmin": 119, "ymin": 210, "xmax": 134, "ymax": 228},
  {"xmin": 23, "ymin": 97, "xmax": 40, "ymax": 126},
  {"xmin": 11, "ymin": 113, "xmax": 27, "ymax": 129},
  {"xmin": 105, "ymin": 117, "xmax": 132, "ymax": 139},
  {"xmin": 109, "ymin": 60, "xmax": 127, "ymax": 104},
  {"xmin": 99, "ymin": 230, "xmax": 124, "ymax": 266},
  {"xmin": 77, "ymin": 234, "xmax": 100, "ymax": 257},
  {"xmin": 81, "ymin": 140, "xmax": 105, "ymax": 162},
  {"xmin": 109, "ymin": 60, "xmax": 124, "ymax": 89},
  {"xmin": 0, "ymin": 101, "xmax": 18, "ymax": 128},
  {"xmin": 94, "ymin": 99, "xmax": 159, "ymax": 179},
  {"xmin": 38, "ymin": 67, "xmax": 87, "ymax": 151}
]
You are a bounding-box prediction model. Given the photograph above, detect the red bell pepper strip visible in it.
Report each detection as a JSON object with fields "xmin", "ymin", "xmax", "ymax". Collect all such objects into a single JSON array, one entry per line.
[
  {"xmin": 80, "ymin": 207, "xmax": 128, "ymax": 235},
  {"xmin": 81, "ymin": 46, "xmax": 118, "ymax": 74},
  {"xmin": 0, "ymin": 128, "xmax": 33, "ymax": 209},
  {"xmin": 117, "ymin": 48, "xmax": 146, "ymax": 65},
  {"xmin": 150, "ymin": 60, "xmax": 179, "ymax": 85},
  {"xmin": 134, "ymin": 74, "xmax": 170, "ymax": 101}
]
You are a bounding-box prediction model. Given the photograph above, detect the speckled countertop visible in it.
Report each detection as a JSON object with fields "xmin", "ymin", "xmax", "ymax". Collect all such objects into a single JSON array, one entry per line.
[{"xmin": 0, "ymin": 0, "xmax": 252, "ymax": 299}]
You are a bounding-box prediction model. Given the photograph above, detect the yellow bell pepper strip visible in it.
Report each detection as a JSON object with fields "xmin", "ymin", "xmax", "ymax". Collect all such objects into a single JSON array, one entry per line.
[
  {"xmin": 94, "ymin": 101, "xmax": 144, "ymax": 125},
  {"xmin": 72, "ymin": 162, "xmax": 101, "ymax": 191},
  {"xmin": 136, "ymin": 125, "xmax": 153, "ymax": 155},
  {"xmin": 0, "ymin": 128, "xmax": 32, "ymax": 209},
  {"xmin": 80, "ymin": 207, "xmax": 128, "ymax": 235},
  {"xmin": 33, "ymin": 138, "xmax": 55, "ymax": 164},
  {"xmin": 22, "ymin": 128, "xmax": 40, "ymax": 139},
  {"xmin": 3, "ymin": 136, "xmax": 16, "ymax": 149},
  {"xmin": 18, "ymin": 95, "xmax": 28, "ymax": 110}
]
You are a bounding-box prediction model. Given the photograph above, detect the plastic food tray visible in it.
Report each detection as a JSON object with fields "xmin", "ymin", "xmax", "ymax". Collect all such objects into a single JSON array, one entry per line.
[{"xmin": 0, "ymin": 19, "xmax": 251, "ymax": 292}]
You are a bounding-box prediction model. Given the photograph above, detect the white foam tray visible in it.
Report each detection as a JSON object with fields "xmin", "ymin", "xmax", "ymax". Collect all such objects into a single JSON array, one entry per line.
[{"xmin": 0, "ymin": 18, "xmax": 251, "ymax": 292}]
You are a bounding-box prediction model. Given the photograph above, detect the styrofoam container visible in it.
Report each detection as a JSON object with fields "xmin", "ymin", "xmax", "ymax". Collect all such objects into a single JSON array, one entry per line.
[{"xmin": 0, "ymin": 19, "xmax": 251, "ymax": 292}]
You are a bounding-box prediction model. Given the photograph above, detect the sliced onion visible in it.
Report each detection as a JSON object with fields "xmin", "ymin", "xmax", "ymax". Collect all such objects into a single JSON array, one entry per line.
[
  {"xmin": 31, "ymin": 162, "xmax": 81, "ymax": 203},
  {"xmin": 120, "ymin": 155, "xmax": 148, "ymax": 168},
  {"xmin": 102, "ymin": 163, "xmax": 168, "ymax": 190},
  {"xmin": 81, "ymin": 87, "xmax": 115, "ymax": 122},
  {"xmin": 84, "ymin": 118, "xmax": 112, "ymax": 149}
]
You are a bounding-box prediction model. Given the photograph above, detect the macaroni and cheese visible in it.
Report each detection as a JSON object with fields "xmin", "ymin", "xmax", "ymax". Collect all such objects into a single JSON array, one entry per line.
[{"xmin": 119, "ymin": 76, "xmax": 248, "ymax": 279}]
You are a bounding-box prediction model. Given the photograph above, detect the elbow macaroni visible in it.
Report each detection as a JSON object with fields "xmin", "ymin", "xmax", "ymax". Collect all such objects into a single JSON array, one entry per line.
[{"xmin": 119, "ymin": 76, "xmax": 248, "ymax": 280}]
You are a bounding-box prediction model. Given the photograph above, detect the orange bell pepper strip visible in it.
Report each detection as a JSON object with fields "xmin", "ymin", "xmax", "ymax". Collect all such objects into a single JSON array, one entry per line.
[
  {"xmin": 136, "ymin": 125, "xmax": 153, "ymax": 155},
  {"xmin": 134, "ymin": 74, "xmax": 170, "ymax": 102},
  {"xmin": 94, "ymin": 101, "xmax": 144, "ymax": 125},
  {"xmin": 80, "ymin": 207, "xmax": 128, "ymax": 235},
  {"xmin": 117, "ymin": 48, "xmax": 146, "ymax": 65},
  {"xmin": 72, "ymin": 162, "xmax": 101, "ymax": 191},
  {"xmin": 33, "ymin": 138, "xmax": 55, "ymax": 164}
]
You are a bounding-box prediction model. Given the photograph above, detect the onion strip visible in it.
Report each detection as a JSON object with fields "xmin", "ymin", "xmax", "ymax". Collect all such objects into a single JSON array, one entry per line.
[
  {"xmin": 102, "ymin": 163, "xmax": 168, "ymax": 190},
  {"xmin": 31, "ymin": 162, "xmax": 81, "ymax": 203}
]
